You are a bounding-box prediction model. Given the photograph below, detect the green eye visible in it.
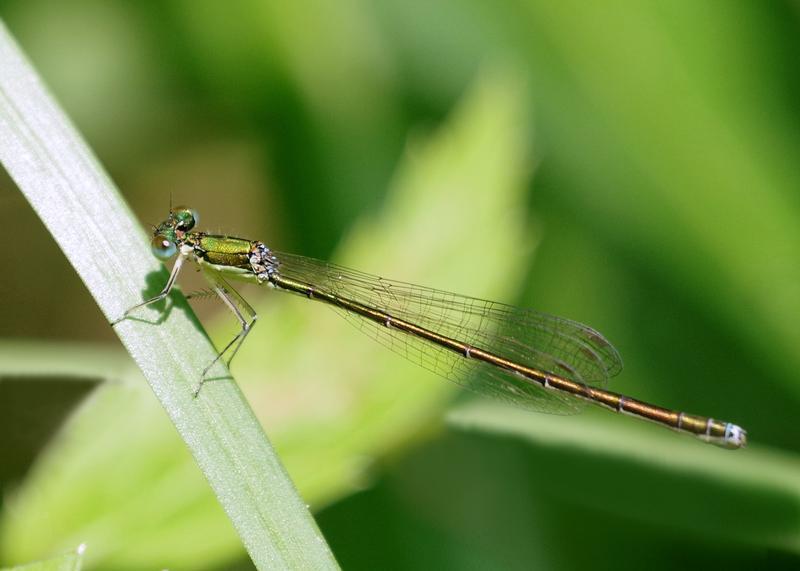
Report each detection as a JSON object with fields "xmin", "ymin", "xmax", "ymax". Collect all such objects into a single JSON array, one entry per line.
[
  {"xmin": 151, "ymin": 234, "xmax": 177, "ymax": 259},
  {"xmin": 173, "ymin": 206, "xmax": 198, "ymax": 231}
]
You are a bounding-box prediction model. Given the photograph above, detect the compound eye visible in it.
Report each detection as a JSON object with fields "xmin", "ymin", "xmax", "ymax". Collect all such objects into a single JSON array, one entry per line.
[
  {"xmin": 151, "ymin": 234, "xmax": 177, "ymax": 260},
  {"xmin": 173, "ymin": 206, "xmax": 198, "ymax": 231}
]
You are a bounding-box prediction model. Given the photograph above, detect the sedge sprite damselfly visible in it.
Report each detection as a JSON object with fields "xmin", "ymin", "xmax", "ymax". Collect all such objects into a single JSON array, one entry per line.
[{"xmin": 115, "ymin": 206, "xmax": 747, "ymax": 449}]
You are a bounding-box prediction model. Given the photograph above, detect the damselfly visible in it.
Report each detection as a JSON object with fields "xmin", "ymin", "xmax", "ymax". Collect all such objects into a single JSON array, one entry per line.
[{"xmin": 116, "ymin": 206, "xmax": 747, "ymax": 449}]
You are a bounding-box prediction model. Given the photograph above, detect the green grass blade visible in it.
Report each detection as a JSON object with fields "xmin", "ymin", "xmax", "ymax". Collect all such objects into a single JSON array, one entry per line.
[{"xmin": 0, "ymin": 19, "xmax": 337, "ymax": 571}]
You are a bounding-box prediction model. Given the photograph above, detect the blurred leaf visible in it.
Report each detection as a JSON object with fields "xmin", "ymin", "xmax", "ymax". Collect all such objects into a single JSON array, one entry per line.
[
  {"xmin": 515, "ymin": 212, "xmax": 792, "ymax": 449},
  {"xmin": 2, "ymin": 544, "xmax": 85, "ymax": 571},
  {"xmin": 318, "ymin": 482, "xmax": 512, "ymax": 570},
  {"xmin": 1, "ymin": 65, "xmax": 537, "ymax": 569},
  {"xmin": 373, "ymin": 0, "xmax": 800, "ymax": 451},
  {"xmin": 510, "ymin": 1, "xmax": 800, "ymax": 405},
  {"xmin": 0, "ymin": 19, "xmax": 335, "ymax": 571},
  {"xmin": 1, "ymin": 1, "xmax": 176, "ymax": 165},
  {"xmin": 231, "ymin": 66, "xmax": 536, "ymax": 507},
  {"xmin": 449, "ymin": 402, "xmax": 800, "ymax": 552},
  {"xmin": 321, "ymin": 417, "xmax": 791, "ymax": 571},
  {"xmin": 171, "ymin": 0, "xmax": 405, "ymax": 255},
  {"xmin": 0, "ymin": 342, "xmax": 113, "ymax": 490},
  {"xmin": 1, "ymin": 362, "xmax": 235, "ymax": 570}
]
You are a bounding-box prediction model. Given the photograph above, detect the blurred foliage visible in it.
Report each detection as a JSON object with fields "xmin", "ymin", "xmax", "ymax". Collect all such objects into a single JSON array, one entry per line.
[
  {"xmin": 1, "ymin": 0, "xmax": 799, "ymax": 569},
  {"xmin": 1, "ymin": 544, "xmax": 84, "ymax": 571},
  {"xmin": 0, "ymin": 67, "xmax": 532, "ymax": 571}
]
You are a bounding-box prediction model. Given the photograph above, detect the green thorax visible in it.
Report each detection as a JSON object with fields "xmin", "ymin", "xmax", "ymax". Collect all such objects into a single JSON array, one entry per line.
[{"xmin": 188, "ymin": 232, "xmax": 255, "ymax": 270}]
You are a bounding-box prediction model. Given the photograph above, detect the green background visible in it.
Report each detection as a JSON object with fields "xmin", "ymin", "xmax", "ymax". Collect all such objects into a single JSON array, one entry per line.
[{"xmin": 1, "ymin": 1, "xmax": 799, "ymax": 569}]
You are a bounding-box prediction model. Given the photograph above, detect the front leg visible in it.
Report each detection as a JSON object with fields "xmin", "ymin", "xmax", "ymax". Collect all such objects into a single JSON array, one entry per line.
[{"xmin": 112, "ymin": 255, "xmax": 186, "ymax": 324}]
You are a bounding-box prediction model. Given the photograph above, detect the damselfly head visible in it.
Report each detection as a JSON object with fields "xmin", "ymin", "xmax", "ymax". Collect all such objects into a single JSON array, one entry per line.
[{"xmin": 149, "ymin": 206, "xmax": 198, "ymax": 260}]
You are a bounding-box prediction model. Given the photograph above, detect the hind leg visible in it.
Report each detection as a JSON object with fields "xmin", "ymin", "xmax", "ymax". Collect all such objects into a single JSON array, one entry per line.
[{"xmin": 194, "ymin": 272, "xmax": 257, "ymax": 396}]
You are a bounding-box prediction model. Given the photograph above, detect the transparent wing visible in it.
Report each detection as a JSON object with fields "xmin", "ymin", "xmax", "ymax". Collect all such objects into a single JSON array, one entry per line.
[{"xmin": 274, "ymin": 252, "xmax": 623, "ymax": 415}]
